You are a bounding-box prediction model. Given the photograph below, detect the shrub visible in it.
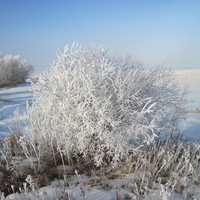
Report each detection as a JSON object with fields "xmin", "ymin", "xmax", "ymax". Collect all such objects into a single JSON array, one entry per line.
[
  {"xmin": 0, "ymin": 52, "xmax": 34, "ymax": 87},
  {"xmin": 24, "ymin": 43, "xmax": 187, "ymax": 168}
]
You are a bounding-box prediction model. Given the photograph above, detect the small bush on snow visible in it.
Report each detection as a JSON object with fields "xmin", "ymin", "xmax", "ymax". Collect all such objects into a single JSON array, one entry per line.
[
  {"xmin": 0, "ymin": 52, "xmax": 34, "ymax": 87},
  {"xmin": 24, "ymin": 43, "xmax": 186, "ymax": 168}
]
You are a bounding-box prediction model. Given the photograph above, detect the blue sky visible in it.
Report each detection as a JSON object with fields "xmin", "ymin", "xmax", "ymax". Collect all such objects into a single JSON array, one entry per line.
[{"xmin": 0, "ymin": 0, "xmax": 200, "ymax": 74}]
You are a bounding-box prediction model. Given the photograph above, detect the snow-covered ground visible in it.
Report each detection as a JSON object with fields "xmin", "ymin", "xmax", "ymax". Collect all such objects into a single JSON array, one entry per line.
[
  {"xmin": 0, "ymin": 69, "xmax": 200, "ymax": 200},
  {"xmin": 174, "ymin": 69, "xmax": 200, "ymax": 141},
  {"xmin": 174, "ymin": 69, "xmax": 200, "ymax": 112},
  {"xmin": 0, "ymin": 82, "xmax": 33, "ymax": 140}
]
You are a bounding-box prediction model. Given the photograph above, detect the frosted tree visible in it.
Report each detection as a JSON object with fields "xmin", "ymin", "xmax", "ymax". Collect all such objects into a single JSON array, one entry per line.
[
  {"xmin": 24, "ymin": 43, "xmax": 186, "ymax": 168},
  {"xmin": 0, "ymin": 52, "xmax": 34, "ymax": 86}
]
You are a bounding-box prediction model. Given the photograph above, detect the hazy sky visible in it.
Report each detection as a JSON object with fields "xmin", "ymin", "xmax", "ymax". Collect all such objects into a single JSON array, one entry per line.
[{"xmin": 0, "ymin": 0, "xmax": 200, "ymax": 74}]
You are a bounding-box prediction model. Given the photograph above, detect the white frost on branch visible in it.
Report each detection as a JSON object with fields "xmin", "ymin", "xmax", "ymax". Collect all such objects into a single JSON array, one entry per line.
[{"xmin": 24, "ymin": 43, "xmax": 186, "ymax": 168}]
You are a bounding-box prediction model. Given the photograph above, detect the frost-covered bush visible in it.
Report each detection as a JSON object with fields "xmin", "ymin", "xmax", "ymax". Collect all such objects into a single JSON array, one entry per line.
[
  {"xmin": 0, "ymin": 52, "xmax": 34, "ymax": 86},
  {"xmin": 25, "ymin": 43, "xmax": 186, "ymax": 168}
]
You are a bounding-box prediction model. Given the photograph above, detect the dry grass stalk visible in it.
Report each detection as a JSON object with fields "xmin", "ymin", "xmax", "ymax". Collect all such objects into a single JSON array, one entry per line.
[
  {"xmin": 195, "ymin": 107, "xmax": 200, "ymax": 113},
  {"xmin": 0, "ymin": 99, "xmax": 12, "ymax": 103},
  {"xmin": 0, "ymin": 80, "xmax": 26, "ymax": 88}
]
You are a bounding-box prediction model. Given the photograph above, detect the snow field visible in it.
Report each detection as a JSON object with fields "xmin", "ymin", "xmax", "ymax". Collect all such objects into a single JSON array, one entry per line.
[{"xmin": 0, "ymin": 66, "xmax": 199, "ymax": 200}]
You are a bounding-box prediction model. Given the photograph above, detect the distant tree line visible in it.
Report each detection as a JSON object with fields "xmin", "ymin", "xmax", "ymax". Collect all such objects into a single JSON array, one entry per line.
[{"xmin": 0, "ymin": 52, "xmax": 34, "ymax": 87}]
